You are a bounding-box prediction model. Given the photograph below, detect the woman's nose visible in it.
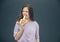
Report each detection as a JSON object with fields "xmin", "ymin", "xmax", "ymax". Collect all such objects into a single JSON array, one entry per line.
[{"xmin": 23, "ymin": 13, "xmax": 26, "ymax": 17}]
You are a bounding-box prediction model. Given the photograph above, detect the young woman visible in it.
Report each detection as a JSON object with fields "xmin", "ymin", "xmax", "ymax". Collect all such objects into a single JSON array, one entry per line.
[{"xmin": 13, "ymin": 4, "xmax": 40, "ymax": 42}]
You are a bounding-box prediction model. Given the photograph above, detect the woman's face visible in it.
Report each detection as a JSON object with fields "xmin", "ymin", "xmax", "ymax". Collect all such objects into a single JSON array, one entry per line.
[{"xmin": 22, "ymin": 7, "xmax": 30, "ymax": 20}]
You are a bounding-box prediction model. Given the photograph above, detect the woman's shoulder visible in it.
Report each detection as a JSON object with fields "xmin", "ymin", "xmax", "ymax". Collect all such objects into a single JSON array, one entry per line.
[
  {"xmin": 15, "ymin": 21, "xmax": 19, "ymax": 25},
  {"xmin": 33, "ymin": 21, "xmax": 39, "ymax": 26},
  {"xmin": 16, "ymin": 21, "xmax": 18, "ymax": 23}
]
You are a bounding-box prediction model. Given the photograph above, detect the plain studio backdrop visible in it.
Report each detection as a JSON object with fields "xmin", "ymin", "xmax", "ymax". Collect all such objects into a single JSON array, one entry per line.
[{"xmin": 0, "ymin": 0, "xmax": 60, "ymax": 42}]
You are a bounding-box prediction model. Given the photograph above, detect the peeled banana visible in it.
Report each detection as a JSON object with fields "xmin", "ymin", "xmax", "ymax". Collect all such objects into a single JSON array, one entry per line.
[{"xmin": 22, "ymin": 16, "xmax": 28, "ymax": 23}]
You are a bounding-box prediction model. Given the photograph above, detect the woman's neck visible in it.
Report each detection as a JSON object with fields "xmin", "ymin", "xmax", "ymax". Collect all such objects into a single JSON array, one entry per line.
[{"xmin": 27, "ymin": 19, "xmax": 33, "ymax": 22}]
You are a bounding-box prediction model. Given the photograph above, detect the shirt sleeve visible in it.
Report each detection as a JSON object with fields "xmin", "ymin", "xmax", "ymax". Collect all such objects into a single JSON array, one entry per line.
[
  {"xmin": 35, "ymin": 21, "xmax": 40, "ymax": 39},
  {"xmin": 13, "ymin": 21, "xmax": 20, "ymax": 37}
]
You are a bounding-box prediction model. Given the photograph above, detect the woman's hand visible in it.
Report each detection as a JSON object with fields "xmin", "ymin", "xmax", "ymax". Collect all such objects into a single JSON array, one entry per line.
[{"xmin": 19, "ymin": 16, "xmax": 28, "ymax": 27}]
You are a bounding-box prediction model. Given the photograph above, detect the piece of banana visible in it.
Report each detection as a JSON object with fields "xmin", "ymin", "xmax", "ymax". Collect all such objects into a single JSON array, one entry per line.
[
  {"xmin": 23, "ymin": 16, "xmax": 26, "ymax": 21},
  {"xmin": 22, "ymin": 16, "xmax": 28, "ymax": 23}
]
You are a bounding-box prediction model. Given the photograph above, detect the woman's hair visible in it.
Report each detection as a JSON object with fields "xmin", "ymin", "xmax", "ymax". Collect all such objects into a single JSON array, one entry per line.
[{"xmin": 17, "ymin": 4, "xmax": 34, "ymax": 22}]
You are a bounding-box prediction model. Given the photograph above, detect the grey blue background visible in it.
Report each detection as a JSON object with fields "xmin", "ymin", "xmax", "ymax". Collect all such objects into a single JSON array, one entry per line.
[{"xmin": 0, "ymin": 0, "xmax": 60, "ymax": 42}]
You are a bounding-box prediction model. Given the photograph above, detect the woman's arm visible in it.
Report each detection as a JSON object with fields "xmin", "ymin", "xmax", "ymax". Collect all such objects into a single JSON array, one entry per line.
[
  {"xmin": 14, "ymin": 27, "xmax": 24, "ymax": 41},
  {"xmin": 36, "ymin": 38, "xmax": 40, "ymax": 42},
  {"xmin": 35, "ymin": 21, "xmax": 40, "ymax": 42},
  {"xmin": 13, "ymin": 21, "xmax": 25, "ymax": 41}
]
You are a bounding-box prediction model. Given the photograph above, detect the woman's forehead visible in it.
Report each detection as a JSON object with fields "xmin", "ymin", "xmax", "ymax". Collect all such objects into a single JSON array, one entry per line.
[{"xmin": 23, "ymin": 7, "xmax": 29, "ymax": 11}]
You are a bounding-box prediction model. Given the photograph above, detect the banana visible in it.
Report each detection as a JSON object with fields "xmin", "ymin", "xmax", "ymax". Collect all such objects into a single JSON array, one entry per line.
[{"xmin": 22, "ymin": 16, "xmax": 28, "ymax": 23}]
